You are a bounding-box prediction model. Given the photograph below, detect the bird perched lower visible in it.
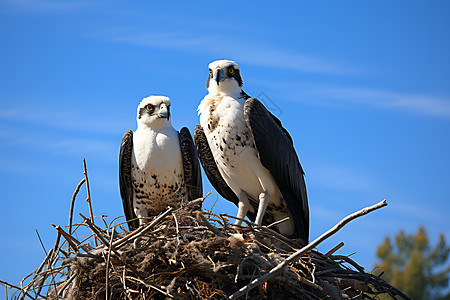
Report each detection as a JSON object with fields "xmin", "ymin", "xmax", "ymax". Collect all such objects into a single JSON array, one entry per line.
[
  {"xmin": 119, "ymin": 96, "xmax": 202, "ymax": 231},
  {"xmin": 195, "ymin": 60, "xmax": 309, "ymax": 242}
]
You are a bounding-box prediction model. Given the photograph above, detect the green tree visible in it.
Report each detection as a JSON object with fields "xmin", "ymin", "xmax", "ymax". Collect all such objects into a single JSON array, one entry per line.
[{"xmin": 374, "ymin": 226, "xmax": 450, "ymax": 300}]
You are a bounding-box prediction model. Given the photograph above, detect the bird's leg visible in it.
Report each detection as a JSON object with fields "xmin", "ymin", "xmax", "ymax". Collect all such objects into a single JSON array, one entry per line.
[
  {"xmin": 255, "ymin": 191, "xmax": 270, "ymax": 226},
  {"xmin": 235, "ymin": 191, "xmax": 250, "ymax": 225}
]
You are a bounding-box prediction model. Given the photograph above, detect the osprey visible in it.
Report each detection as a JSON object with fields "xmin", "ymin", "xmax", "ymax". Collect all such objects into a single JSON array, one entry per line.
[
  {"xmin": 119, "ymin": 96, "xmax": 202, "ymax": 231},
  {"xmin": 195, "ymin": 60, "xmax": 309, "ymax": 242}
]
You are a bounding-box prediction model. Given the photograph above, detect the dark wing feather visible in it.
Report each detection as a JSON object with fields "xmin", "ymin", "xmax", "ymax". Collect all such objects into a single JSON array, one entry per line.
[
  {"xmin": 179, "ymin": 127, "xmax": 203, "ymax": 201},
  {"xmin": 244, "ymin": 98, "xmax": 309, "ymax": 242},
  {"xmin": 194, "ymin": 123, "xmax": 240, "ymax": 206},
  {"xmin": 119, "ymin": 130, "xmax": 139, "ymax": 231}
]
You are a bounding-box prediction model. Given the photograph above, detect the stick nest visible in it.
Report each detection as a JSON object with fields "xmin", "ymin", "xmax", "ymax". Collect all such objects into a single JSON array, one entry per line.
[{"xmin": 5, "ymin": 200, "xmax": 410, "ymax": 299}]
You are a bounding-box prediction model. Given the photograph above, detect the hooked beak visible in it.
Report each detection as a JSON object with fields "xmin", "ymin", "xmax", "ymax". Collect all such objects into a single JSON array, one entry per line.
[
  {"xmin": 214, "ymin": 69, "xmax": 225, "ymax": 85},
  {"xmin": 157, "ymin": 105, "xmax": 170, "ymax": 120}
]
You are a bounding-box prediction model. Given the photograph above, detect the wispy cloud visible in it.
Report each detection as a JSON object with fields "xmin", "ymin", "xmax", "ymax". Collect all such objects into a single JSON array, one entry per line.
[
  {"xmin": 97, "ymin": 29, "xmax": 356, "ymax": 75},
  {"xmin": 389, "ymin": 201, "xmax": 447, "ymax": 225},
  {"xmin": 316, "ymin": 87, "xmax": 450, "ymax": 118},
  {"xmin": 108, "ymin": 28, "xmax": 449, "ymax": 118},
  {"xmin": 237, "ymin": 48, "xmax": 357, "ymax": 75},
  {"xmin": 266, "ymin": 81, "xmax": 450, "ymax": 119},
  {"xmin": 0, "ymin": 128, "xmax": 117, "ymax": 162},
  {"xmin": 308, "ymin": 163, "xmax": 379, "ymax": 192},
  {"xmin": 0, "ymin": 102, "xmax": 121, "ymax": 162},
  {"xmin": 0, "ymin": 104, "xmax": 130, "ymax": 135},
  {"xmin": 1, "ymin": 0, "xmax": 87, "ymax": 13},
  {"xmin": 107, "ymin": 31, "xmax": 212, "ymax": 50}
]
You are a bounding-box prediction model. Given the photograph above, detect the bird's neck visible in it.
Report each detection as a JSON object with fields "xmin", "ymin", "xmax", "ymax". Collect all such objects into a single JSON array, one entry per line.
[
  {"xmin": 136, "ymin": 121, "xmax": 173, "ymax": 135},
  {"xmin": 207, "ymin": 80, "xmax": 243, "ymax": 98},
  {"xmin": 200, "ymin": 86, "xmax": 245, "ymax": 108}
]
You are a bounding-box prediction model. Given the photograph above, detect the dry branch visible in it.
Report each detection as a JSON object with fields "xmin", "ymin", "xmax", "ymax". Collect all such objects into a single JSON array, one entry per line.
[
  {"xmin": 83, "ymin": 158, "xmax": 97, "ymax": 247},
  {"xmin": 229, "ymin": 199, "xmax": 388, "ymax": 300},
  {"xmin": 52, "ymin": 224, "xmax": 79, "ymax": 253},
  {"xmin": 325, "ymin": 241, "xmax": 345, "ymax": 258},
  {"xmin": 69, "ymin": 177, "xmax": 86, "ymax": 235}
]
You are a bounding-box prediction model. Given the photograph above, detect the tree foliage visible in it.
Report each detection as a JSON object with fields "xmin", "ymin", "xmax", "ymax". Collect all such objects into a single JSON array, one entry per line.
[{"xmin": 374, "ymin": 226, "xmax": 450, "ymax": 300}]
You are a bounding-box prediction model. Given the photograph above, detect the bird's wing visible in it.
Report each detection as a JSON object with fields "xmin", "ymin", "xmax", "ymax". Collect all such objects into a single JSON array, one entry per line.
[
  {"xmin": 179, "ymin": 127, "xmax": 203, "ymax": 201},
  {"xmin": 244, "ymin": 98, "xmax": 309, "ymax": 242},
  {"xmin": 194, "ymin": 123, "xmax": 240, "ymax": 206},
  {"xmin": 119, "ymin": 130, "xmax": 139, "ymax": 231}
]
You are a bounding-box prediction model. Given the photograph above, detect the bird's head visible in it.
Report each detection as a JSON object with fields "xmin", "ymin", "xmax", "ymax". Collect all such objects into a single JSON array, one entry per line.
[
  {"xmin": 136, "ymin": 96, "xmax": 171, "ymax": 129},
  {"xmin": 206, "ymin": 59, "xmax": 243, "ymax": 95}
]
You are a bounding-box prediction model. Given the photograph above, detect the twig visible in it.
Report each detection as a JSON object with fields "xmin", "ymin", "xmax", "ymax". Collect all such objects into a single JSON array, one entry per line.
[
  {"xmin": 35, "ymin": 229, "xmax": 61, "ymax": 298},
  {"xmin": 209, "ymin": 195, "xmax": 219, "ymax": 213},
  {"xmin": 331, "ymin": 255, "xmax": 365, "ymax": 273},
  {"xmin": 83, "ymin": 158, "xmax": 97, "ymax": 247},
  {"xmin": 79, "ymin": 214, "xmax": 121, "ymax": 258},
  {"xmin": 35, "ymin": 229, "xmax": 47, "ymax": 255},
  {"xmin": 108, "ymin": 215, "xmax": 124, "ymax": 231},
  {"xmin": 183, "ymin": 190, "xmax": 210, "ymax": 210},
  {"xmin": 0, "ymin": 280, "xmax": 34, "ymax": 299},
  {"xmin": 172, "ymin": 213, "xmax": 180, "ymax": 245},
  {"xmin": 311, "ymin": 262, "xmax": 316, "ymax": 284},
  {"xmin": 253, "ymin": 224, "xmax": 300, "ymax": 246},
  {"xmin": 202, "ymin": 190, "xmax": 212, "ymax": 201},
  {"xmin": 125, "ymin": 276, "xmax": 175, "ymax": 298},
  {"xmin": 315, "ymin": 268, "xmax": 335, "ymax": 276},
  {"xmin": 105, "ymin": 227, "xmax": 115, "ymax": 300},
  {"xmin": 23, "ymin": 247, "xmax": 54, "ymax": 292},
  {"xmin": 266, "ymin": 217, "xmax": 290, "ymax": 229},
  {"xmin": 52, "ymin": 224, "xmax": 79, "ymax": 253},
  {"xmin": 251, "ymin": 229, "xmax": 298, "ymax": 252},
  {"xmin": 57, "ymin": 273, "xmax": 76, "ymax": 298},
  {"xmin": 220, "ymin": 213, "xmax": 255, "ymax": 227},
  {"xmin": 196, "ymin": 211, "xmax": 224, "ymax": 237},
  {"xmin": 69, "ymin": 178, "xmax": 86, "ymax": 235},
  {"xmin": 228, "ymin": 199, "xmax": 388, "ymax": 300},
  {"xmin": 48, "ymin": 229, "xmax": 62, "ymax": 292},
  {"xmin": 30, "ymin": 265, "xmax": 66, "ymax": 278},
  {"xmin": 0, "ymin": 279, "xmax": 20, "ymax": 290},
  {"xmin": 80, "ymin": 213, "xmax": 143, "ymax": 278},
  {"xmin": 114, "ymin": 208, "xmax": 173, "ymax": 249},
  {"xmin": 324, "ymin": 242, "xmax": 345, "ymax": 258},
  {"xmin": 288, "ymin": 266, "xmax": 323, "ymax": 291},
  {"xmin": 100, "ymin": 214, "xmax": 109, "ymax": 229},
  {"xmin": 185, "ymin": 197, "xmax": 205, "ymax": 209}
]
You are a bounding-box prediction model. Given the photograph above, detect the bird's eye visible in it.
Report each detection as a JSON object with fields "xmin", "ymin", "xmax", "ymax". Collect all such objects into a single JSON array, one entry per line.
[
  {"xmin": 209, "ymin": 69, "xmax": 213, "ymax": 77},
  {"xmin": 228, "ymin": 67, "xmax": 234, "ymax": 75},
  {"xmin": 146, "ymin": 105, "xmax": 154, "ymax": 112}
]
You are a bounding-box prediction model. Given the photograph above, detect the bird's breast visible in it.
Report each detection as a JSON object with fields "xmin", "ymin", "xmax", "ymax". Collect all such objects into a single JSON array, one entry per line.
[
  {"xmin": 133, "ymin": 128, "xmax": 181, "ymax": 169},
  {"xmin": 131, "ymin": 128, "xmax": 185, "ymax": 214},
  {"xmin": 200, "ymin": 96, "xmax": 254, "ymax": 165}
]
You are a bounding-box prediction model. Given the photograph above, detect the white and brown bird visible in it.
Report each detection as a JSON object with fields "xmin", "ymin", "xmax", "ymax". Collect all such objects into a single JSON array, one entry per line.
[
  {"xmin": 195, "ymin": 60, "xmax": 309, "ymax": 242},
  {"xmin": 119, "ymin": 96, "xmax": 202, "ymax": 230}
]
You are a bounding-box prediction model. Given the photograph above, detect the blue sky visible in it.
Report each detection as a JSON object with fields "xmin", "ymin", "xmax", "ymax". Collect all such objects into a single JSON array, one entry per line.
[{"xmin": 1, "ymin": 0, "xmax": 449, "ymax": 293}]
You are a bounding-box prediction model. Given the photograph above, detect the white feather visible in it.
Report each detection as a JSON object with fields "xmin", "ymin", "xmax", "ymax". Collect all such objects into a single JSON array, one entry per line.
[
  {"xmin": 198, "ymin": 60, "xmax": 294, "ymax": 235},
  {"xmin": 131, "ymin": 96, "xmax": 184, "ymax": 221}
]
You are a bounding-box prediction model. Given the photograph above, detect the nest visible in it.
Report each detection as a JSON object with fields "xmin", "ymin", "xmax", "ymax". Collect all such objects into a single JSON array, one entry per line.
[{"xmin": 3, "ymin": 196, "xmax": 411, "ymax": 300}]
